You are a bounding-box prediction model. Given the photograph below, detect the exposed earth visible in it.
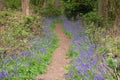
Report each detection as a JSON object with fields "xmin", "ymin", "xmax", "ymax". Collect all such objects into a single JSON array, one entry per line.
[{"xmin": 36, "ymin": 23, "xmax": 70, "ymax": 80}]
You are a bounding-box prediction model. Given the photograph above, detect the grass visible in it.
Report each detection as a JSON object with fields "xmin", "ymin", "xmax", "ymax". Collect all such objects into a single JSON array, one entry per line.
[{"xmin": 62, "ymin": 26, "xmax": 72, "ymax": 39}]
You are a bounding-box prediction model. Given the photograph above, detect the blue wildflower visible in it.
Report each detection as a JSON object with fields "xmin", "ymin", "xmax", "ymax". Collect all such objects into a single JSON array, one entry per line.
[
  {"xmin": 0, "ymin": 68, "xmax": 8, "ymax": 79},
  {"xmin": 94, "ymin": 74, "xmax": 105, "ymax": 80},
  {"xmin": 39, "ymin": 47, "xmax": 46, "ymax": 53},
  {"xmin": 65, "ymin": 70, "xmax": 73, "ymax": 79}
]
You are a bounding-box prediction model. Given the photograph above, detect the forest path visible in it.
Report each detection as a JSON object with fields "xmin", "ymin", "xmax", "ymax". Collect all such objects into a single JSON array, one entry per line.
[{"xmin": 35, "ymin": 23, "xmax": 70, "ymax": 80}]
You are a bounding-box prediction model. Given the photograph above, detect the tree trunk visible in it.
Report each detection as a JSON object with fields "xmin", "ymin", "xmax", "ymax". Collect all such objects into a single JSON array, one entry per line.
[
  {"xmin": 0, "ymin": 0, "xmax": 4, "ymax": 10},
  {"xmin": 21, "ymin": 0, "xmax": 30, "ymax": 15},
  {"xmin": 98, "ymin": 0, "xmax": 108, "ymax": 19},
  {"xmin": 112, "ymin": 0, "xmax": 120, "ymax": 37},
  {"xmin": 54, "ymin": 0, "xmax": 59, "ymax": 8},
  {"xmin": 43, "ymin": 0, "xmax": 47, "ymax": 8},
  {"xmin": 98, "ymin": 0, "xmax": 104, "ymax": 17}
]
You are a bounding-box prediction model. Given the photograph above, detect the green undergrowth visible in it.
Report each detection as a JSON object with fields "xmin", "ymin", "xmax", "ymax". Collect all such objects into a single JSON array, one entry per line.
[
  {"xmin": 0, "ymin": 10, "xmax": 59, "ymax": 79},
  {"xmin": 83, "ymin": 12, "xmax": 120, "ymax": 79},
  {"xmin": 62, "ymin": 26, "xmax": 72, "ymax": 39},
  {"xmin": 61, "ymin": 26, "xmax": 73, "ymax": 58},
  {"xmin": 84, "ymin": 24, "xmax": 120, "ymax": 79},
  {"xmin": 0, "ymin": 34, "xmax": 58, "ymax": 80},
  {"xmin": 0, "ymin": 10, "xmax": 42, "ymax": 53}
]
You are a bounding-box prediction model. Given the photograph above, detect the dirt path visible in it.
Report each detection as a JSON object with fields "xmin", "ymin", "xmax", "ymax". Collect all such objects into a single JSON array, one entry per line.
[{"xmin": 35, "ymin": 23, "xmax": 70, "ymax": 80}]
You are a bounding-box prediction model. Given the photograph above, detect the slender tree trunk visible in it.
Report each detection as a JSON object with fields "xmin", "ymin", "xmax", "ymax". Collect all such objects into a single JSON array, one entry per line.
[
  {"xmin": 0, "ymin": 0, "xmax": 4, "ymax": 10},
  {"xmin": 112, "ymin": 0, "xmax": 120, "ymax": 37},
  {"xmin": 98, "ymin": 0, "xmax": 108, "ymax": 19},
  {"xmin": 26, "ymin": 0, "xmax": 30, "ymax": 15},
  {"xmin": 104, "ymin": 0, "xmax": 108, "ymax": 19},
  {"xmin": 98, "ymin": 0, "xmax": 104, "ymax": 17},
  {"xmin": 54, "ymin": 0, "xmax": 59, "ymax": 8},
  {"xmin": 98, "ymin": 0, "xmax": 108, "ymax": 27},
  {"xmin": 21, "ymin": 0, "xmax": 30, "ymax": 15},
  {"xmin": 21, "ymin": 0, "xmax": 25, "ymax": 14},
  {"xmin": 43, "ymin": 0, "xmax": 47, "ymax": 8}
]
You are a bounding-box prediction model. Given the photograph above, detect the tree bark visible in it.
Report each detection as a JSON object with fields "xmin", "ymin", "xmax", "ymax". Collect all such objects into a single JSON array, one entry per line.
[
  {"xmin": 112, "ymin": 0, "xmax": 120, "ymax": 37},
  {"xmin": 98, "ymin": 0, "xmax": 108, "ymax": 19},
  {"xmin": 54, "ymin": 0, "xmax": 59, "ymax": 8},
  {"xmin": 0, "ymin": 0, "xmax": 4, "ymax": 10},
  {"xmin": 21, "ymin": 0, "xmax": 30, "ymax": 15},
  {"xmin": 43, "ymin": 0, "xmax": 47, "ymax": 8},
  {"xmin": 98, "ymin": 0, "xmax": 104, "ymax": 17}
]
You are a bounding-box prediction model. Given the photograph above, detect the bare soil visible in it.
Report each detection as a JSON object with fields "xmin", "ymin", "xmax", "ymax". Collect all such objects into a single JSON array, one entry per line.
[{"xmin": 35, "ymin": 23, "xmax": 70, "ymax": 80}]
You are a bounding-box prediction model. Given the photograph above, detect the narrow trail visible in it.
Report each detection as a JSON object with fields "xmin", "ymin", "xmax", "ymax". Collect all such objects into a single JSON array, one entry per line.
[{"xmin": 36, "ymin": 23, "xmax": 70, "ymax": 80}]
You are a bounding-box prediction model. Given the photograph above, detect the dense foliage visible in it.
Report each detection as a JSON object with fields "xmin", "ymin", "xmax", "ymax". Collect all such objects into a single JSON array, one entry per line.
[
  {"xmin": 63, "ymin": 0, "xmax": 96, "ymax": 20},
  {"xmin": 2, "ymin": 0, "xmax": 21, "ymax": 9},
  {"xmin": 30, "ymin": 0, "xmax": 63, "ymax": 17}
]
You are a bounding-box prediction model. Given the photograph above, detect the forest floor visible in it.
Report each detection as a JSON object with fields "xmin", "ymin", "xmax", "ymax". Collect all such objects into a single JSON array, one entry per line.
[{"xmin": 36, "ymin": 23, "xmax": 70, "ymax": 80}]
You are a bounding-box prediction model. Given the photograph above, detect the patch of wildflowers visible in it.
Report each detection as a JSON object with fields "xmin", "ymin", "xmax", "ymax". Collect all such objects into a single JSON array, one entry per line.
[
  {"xmin": 0, "ymin": 17, "xmax": 57, "ymax": 79},
  {"xmin": 39, "ymin": 47, "xmax": 46, "ymax": 53},
  {"xmin": 65, "ymin": 70, "xmax": 73, "ymax": 79},
  {"xmin": 19, "ymin": 51, "xmax": 33, "ymax": 56},
  {"xmin": 0, "ymin": 68, "xmax": 8, "ymax": 79},
  {"xmin": 94, "ymin": 73, "xmax": 105, "ymax": 80},
  {"xmin": 61, "ymin": 16, "xmax": 106, "ymax": 79}
]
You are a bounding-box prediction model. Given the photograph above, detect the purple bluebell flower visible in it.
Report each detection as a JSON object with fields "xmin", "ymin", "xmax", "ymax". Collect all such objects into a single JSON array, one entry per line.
[
  {"xmin": 89, "ymin": 43, "xmax": 94, "ymax": 51},
  {"xmin": 9, "ymin": 72, "xmax": 13, "ymax": 77},
  {"xmin": 0, "ymin": 68, "xmax": 8, "ymax": 79},
  {"xmin": 65, "ymin": 70, "xmax": 73, "ymax": 79},
  {"xmin": 44, "ymin": 18, "xmax": 53, "ymax": 27},
  {"xmin": 90, "ymin": 57, "xmax": 97, "ymax": 65},
  {"xmin": 97, "ymin": 65, "xmax": 106, "ymax": 73},
  {"xmin": 94, "ymin": 74, "xmax": 105, "ymax": 80},
  {"xmin": 0, "ymin": 62, "xmax": 2, "ymax": 65},
  {"xmin": 19, "ymin": 51, "xmax": 32, "ymax": 56},
  {"xmin": 39, "ymin": 47, "xmax": 46, "ymax": 53},
  {"xmin": 61, "ymin": 15, "xmax": 108, "ymax": 80},
  {"xmin": 3, "ymin": 57, "xmax": 10, "ymax": 63},
  {"xmin": 73, "ymin": 37, "xmax": 82, "ymax": 44},
  {"xmin": 12, "ymin": 55, "xmax": 17, "ymax": 61},
  {"xmin": 72, "ymin": 78, "xmax": 77, "ymax": 80},
  {"xmin": 13, "ymin": 65, "xmax": 18, "ymax": 75},
  {"xmin": 81, "ymin": 52, "xmax": 87, "ymax": 57}
]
